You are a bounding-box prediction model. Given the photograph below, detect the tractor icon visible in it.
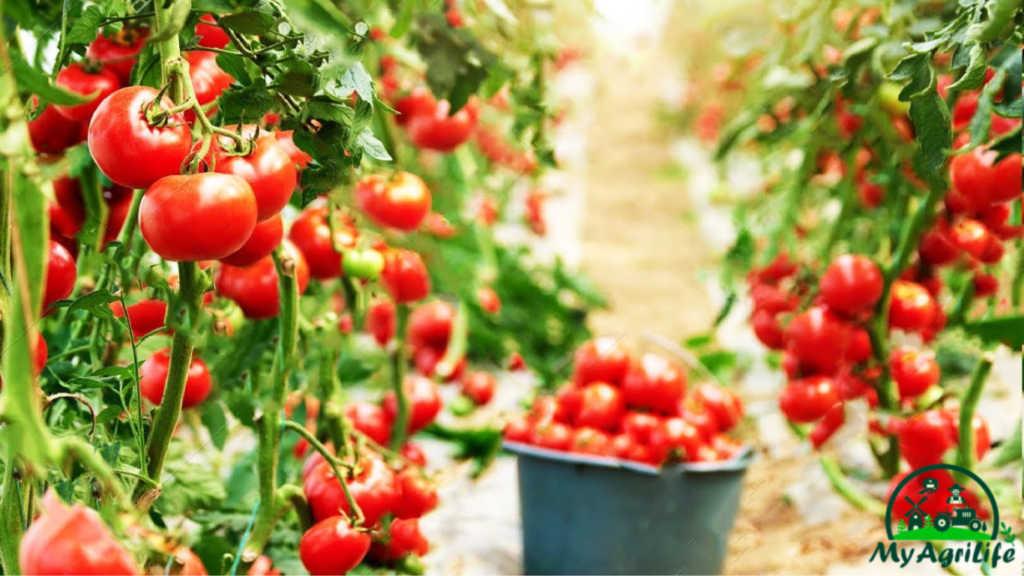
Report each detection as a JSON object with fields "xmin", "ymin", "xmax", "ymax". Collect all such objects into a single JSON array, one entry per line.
[{"xmin": 934, "ymin": 483, "xmax": 983, "ymax": 533}]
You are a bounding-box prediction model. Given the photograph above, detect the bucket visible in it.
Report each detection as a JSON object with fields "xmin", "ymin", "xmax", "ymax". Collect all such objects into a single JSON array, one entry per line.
[{"xmin": 506, "ymin": 441, "xmax": 754, "ymax": 575}]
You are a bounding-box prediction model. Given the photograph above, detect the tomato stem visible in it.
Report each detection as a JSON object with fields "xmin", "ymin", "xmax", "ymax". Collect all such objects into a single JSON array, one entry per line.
[
  {"xmin": 318, "ymin": 348, "xmax": 354, "ymax": 460},
  {"xmin": 819, "ymin": 456, "xmax": 886, "ymax": 516},
  {"xmin": 389, "ymin": 304, "xmax": 412, "ymax": 451},
  {"xmin": 957, "ymin": 355, "xmax": 993, "ymax": 472}
]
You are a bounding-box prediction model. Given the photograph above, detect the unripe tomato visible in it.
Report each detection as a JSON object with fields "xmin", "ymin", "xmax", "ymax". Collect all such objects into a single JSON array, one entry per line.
[
  {"xmin": 368, "ymin": 518, "xmax": 429, "ymax": 563},
  {"xmin": 380, "ymin": 249, "xmax": 431, "ymax": 304},
  {"xmin": 219, "ymin": 213, "xmax": 283, "ymax": 267},
  {"xmin": 899, "ymin": 410, "xmax": 954, "ymax": 469},
  {"xmin": 288, "ymin": 206, "xmax": 358, "ymax": 279},
  {"xmin": 819, "ymin": 254, "xmax": 883, "ymax": 316},
  {"xmin": 407, "ymin": 99, "xmax": 478, "ymax": 152},
  {"xmin": 43, "ymin": 239, "xmax": 77, "ymax": 313},
  {"xmin": 477, "ymin": 286, "xmax": 501, "ymax": 314},
  {"xmin": 572, "ymin": 337, "xmax": 631, "ymax": 386},
  {"xmin": 215, "ymin": 240, "xmax": 311, "ymax": 319},
  {"xmin": 141, "ymin": 173, "xmax": 257, "ymax": 261},
  {"xmin": 785, "ymin": 306, "xmax": 865, "ymax": 375},
  {"xmin": 393, "ymin": 88, "xmax": 437, "ymax": 126},
  {"xmin": 28, "ymin": 99, "xmax": 85, "ymax": 155},
  {"xmin": 344, "ymin": 402, "xmax": 392, "ymax": 446},
  {"xmin": 621, "ymin": 353, "xmax": 687, "ymax": 414},
  {"xmin": 461, "ymin": 371, "xmax": 496, "ymax": 406},
  {"xmin": 778, "ymin": 376, "xmax": 841, "ymax": 424},
  {"xmin": 139, "ymin": 348, "xmax": 213, "ymax": 409},
  {"xmin": 214, "ymin": 129, "xmax": 297, "ymax": 221},
  {"xmin": 54, "ymin": 63, "xmax": 121, "ymax": 122},
  {"xmin": 890, "ymin": 347, "xmax": 940, "ymax": 399},
  {"xmin": 110, "ymin": 298, "xmax": 167, "ymax": 339},
  {"xmin": 366, "ymin": 297, "xmax": 396, "ymax": 346},
  {"xmin": 195, "ymin": 14, "xmax": 230, "ymax": 49},
  {"xmin": 689, "ymin": 384, "xmax": 743, "ymax": 432},
  {"xmin": 299, "ymin": 516, "xmax": 371, "ymax": 576},
  {"xmin": 751, "ymin": 309, "xmax": 785, "ymax": 349},
  {"xmin": 85, "ymin": 28, "xmax": 148, "ymax": 83},
  {"xmin": 356, "ymin": 171, "xmax": 432, "ymax": 231},
  {"xmin": 408, "ymin": 300, "xmax": 455, "ymax": 350},
  {"xmin": 88, "ymin": 86, "xmax": 193, "ymax": 189},
  {"xmin": 184, "ymin": 51, "xmax": 233, "ymax": 122},
  {"xmin": 575, "ymin": 381, "xmax": 625, "ymax": 431},
  {"xmin": 384, "ymin": 375, "xmax": 442, "ymax": 434},
  {"xmin": 19, "ymin": 491, "xmax": 138, "ymax": 576},
  {"xmin": 392, "ymin": 468, "xmax": 439, "ymax": 519},
  {"xmin": 304, "ymin": 455, "xmax": 400, "ymax": 525},
  {"xmin": 342, "ymin": 248, "xmax": 384, "ymax": 280},
  {"xmin": 888, "ymin": 280, "xmax": 937, "ymax": 333}
]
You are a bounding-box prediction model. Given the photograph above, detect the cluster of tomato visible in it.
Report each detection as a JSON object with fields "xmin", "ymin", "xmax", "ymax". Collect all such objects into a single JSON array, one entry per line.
[{"xmin": 503, "ymin": 338, "xmax": 745, "ymax": 465}]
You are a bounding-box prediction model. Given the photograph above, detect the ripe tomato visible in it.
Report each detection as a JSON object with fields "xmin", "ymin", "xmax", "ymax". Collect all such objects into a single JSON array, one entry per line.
[
  {"xmin": 819, "ymin": 254, "xmax": 883, "ymax": 316},
  {"xmin": 50, "ymin": 176, "xmax": 132, "ymax": 243},
  {"xmin": 110, "ymin": 298, "xmax": 167, "ymax": 339},
  {"xmin": 366, "ymin": 297, "xmax": 397, "ymax": 346},
  {"xmin": 0, "ymin": 332, "xmax": 47, "ymax": 390},
  {"xmin": 751, "ymin": 309, "xmax": 786, "ymax": 349},
  {"xmin": 85, "ymin": 28, "xmax": 148, "ymax": 83},
  {"xmin": 288, "ymin": 206, "xmax": 358, "ymax": 279},
  {"xmin": 945, "ymin": 409, "xmax": 991, "ymax": 463},
  {"xmin": 247, "ymin": 555, "xmax": 280, "ymax": 576},
  {"xmin": 786, "ymin": 306, "xmax": 868, "ymax": 375},
  {"xmin": 621, "ymin": 411, "xmax": 662, "ymax": 444},
  {"xmin": 43, "ymin": 239, "xmax": 77, "ymax": 313},
  {"xmin": 380, "ymin": 249, "xmax": 431, "ymax": 304},
  {"xmin": 19, "ymin": 491, "xmax": 138, "ymax": 575},
  {"xmin": 950, "ymin": 218, "xmax": 1003, "ymax": 263},
  {"xmin": 648, "ymin": 417, "xmax": 702, "ymax": 463},
  {"xmin": 530, "ymin": 421, "xmax": 572, "ymax": 451},
  {"xmin": 344, "ymin": 402, "xmax": 392, "ymax": 446},
  {"xmin": 369, "ymin": 518, "xmax": 429, "ymax": 562},
  {"xmin": 572, "ymin": 337, "xmax": 631, "ymax": 386},
  {"xmin": 888, "ymin": 280, "xmax": 938, "ymax": 333},
  {"xmin": 575, "ymin": 382, "xmax": 625, "ymax": 431},
  {"xmin": 214, "ymin": 129, "xmax": 297, "ymax": 221},
  {"xmin": 139, "ymin": 348, "xmax": 212, "ymax": 409},
  {"xmin": 184, "ymin": 51, "xmax": 233, "ymax": 122},
  {"xmin": 54, "ymin": 64, "xmax": 120, "ymax": 122},
  {"xmin": 299, "ymin": 516, "xmax": 371, "ymax": 576},
  {"xmin": 899, "ymin": 410, "xmax": 954, "ymax": 469},
  {"xmin": 88, "ymin": 86, "xmax": 193, "ymax": 189},
  {"xmin": 461, "ymin": 371, "xmax": 496, "ymax": 406},
  {"xmin": 408, "ymin": 300, "xmax": 455, "ymax": 350},
  {"xmin": 973, "ymin": 272, "xmax": 998, "ymax": 297},
  {"xmin": 356, "ymin": 171, "xmax": 432, "ymax": 231},
  {"xmin": 678, "ymin": 398, "xmax": 719, "ymax": 440},
  {"xmin": 809, "ymin": 404, "xmax": 845, "ymax": 449},
  {"xmin": 503, "ymin": 416, "xmax": 533, "ymax": 443},
  {"xmin": 393, "ymin": 468, "xmax": 438, "ymax": 519},
  {"xmin": 838, "ymin": 373, "xmax": 878, "ymax": 407},
  {"xmin": 173, "ymin": 548, "xmax": 209, "ymax": 576},
  {"xmin": 950, "ymin": 145, "xmax": 1022, "ymax": 205},
  {"xmin": 778, "ymin": 376, "xmax": 841, "ymax": 424},
  {"xmin": 424, "ymin": 212, "xmax": 457, "ymax": 238},
  {"xmin": 749, "ymin": 283, "xmax": 799, "ymax": 314},
  {"xmin": 275, "ymin": 130, "xmax": 313, "ymax": 170},
  {"xmin": 477, "ymin": 286, "xmax": 501, "ymax": 314},
  {"xmin": 28, "ymin": 99, "xmax": 85, "ymax": 155},
  {"xmin": 689, "ymin": 384, "xmax": 743, "ymax": 432},
  {"xmin": 407, "ymin": 99, "xmax": 478, "ymax": 152},
  {"xmin": 918, "ymin": 227, "xmax": 960, "ymax": 266},
  {"xmin": 215, "ymin": 240, "xmax": 311, "ymax": 319},
  {"xmin": 621, "ymin": 353, "xmax": 687, "ymax": 414},
  {"xmin": 393, "ymin": 88, "xmax": 437, "ymax": 126},
  {"xmin": 890, "ymin": 348, "xmax": 940, "ymax": 399},
  {"xmin": 401, "ymin": 442, "xmax": 428, "ymax": 468},
  {"xmin": 570, "ymin": 427, "xmax": 613, "ymax": 456},
  {"xmin": 412, "ymin": 345, "xmax": 464, "ymax": 381},
  {"xmin": 141, "ymin": 173, "xmax": 257, "ymax": 261},
  {"xmin": 384, "ymin": 376, "xmax": 442, "ymax": 434},
  {"xmin": 304, "ymin": 455, "xmax": 400, "ymax": 525},
  {"xmin": 220, "ymin": 213, "xmax": 283, "ymax": 267},
  {"xmin": 195, "ymin": 14, "xmax": 230, "ymax": 49}
]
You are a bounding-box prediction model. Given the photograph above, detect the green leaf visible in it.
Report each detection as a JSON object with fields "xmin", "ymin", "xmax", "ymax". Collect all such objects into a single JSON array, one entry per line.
[
  {"xmin": 216, "ymin": 53, "xmax": 252, "ymax": 86},
  {"xmin": 217, "ymin": 84, "xmax": 274, "ymax": 122},
  {"xmin": 946, "ymin": 45, "xmax": 987, "ymax": 92},
  {"xmin": 60, "ymin": 289, "xmax": 120, "ymax": 319},
  {"xmin": 96, "ymin": 406, "xmax": 123, "ymax": 425},
  {"xmin": 890, "ymin": 53, "xmax": 928, "ymax": 81},
  {"xmin": 909, "ymin": 92, "xmax": 952, "ymax": 174},
  {"xmin": 14, "ymin": 59, "xmax": 92, "ymax": 106},
  {"xmin": 355, "ymin": 128, "xmax": 392, "ymax": 161},
  {"xmin": 337, "ymin": 63, "xmax": 373, "ymax": 102},
  {"xmin": 201, "ymin": 401, "xmax": 229, "ymax": 451},
  {"xmin": 963, "ymin": 315, "xmax": 1024, "ymax": 347},
  {"xmin": 967, "ymin": 0, "xmax": 1017, "ymax": 42},
  {"xmin": 65, "ymin": 5, "xmax": 106, "ymax": 45},
  {"xmin": 218, "ymin": 11, "xmax": 277, "ymax": 36}
]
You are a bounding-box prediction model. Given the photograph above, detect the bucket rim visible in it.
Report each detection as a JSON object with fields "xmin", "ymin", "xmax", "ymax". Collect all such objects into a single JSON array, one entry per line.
[{"xmin": 503, "ymin": 440, "xmax": 755, "ymax": 475}]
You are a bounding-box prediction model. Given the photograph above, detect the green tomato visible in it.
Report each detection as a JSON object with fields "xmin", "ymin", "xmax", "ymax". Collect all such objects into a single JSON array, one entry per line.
[
  {"xmin": 342, "ymin": 248, "xmax": 384, "ymax": 279},
  {"xmin": 878, "ymin": 82, "xmax": 910, "ymax": 116}
]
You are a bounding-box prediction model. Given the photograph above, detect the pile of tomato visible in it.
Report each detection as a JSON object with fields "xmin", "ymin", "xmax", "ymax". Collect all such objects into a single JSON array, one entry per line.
[{"xmin": 503, "ymin": 338, "xmax": 745, "ymax": 465}]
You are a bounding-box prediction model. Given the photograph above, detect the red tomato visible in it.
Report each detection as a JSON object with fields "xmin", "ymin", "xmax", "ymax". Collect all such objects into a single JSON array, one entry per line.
[
  {"xmin": 19, "ymin": 491, "xmax": 138, "ymax": 575},
  {"xmin": 890, "ymin": 348, "xmax": 940, "ymax": 399},
  {"xmin": 43, "ymin": 239, "xmax": 77, "ymax": 313},
  {"xmin": 570, "ymin": 427, "xmax": 613, "ymax": 456},
  {"xmin": 53, "ymin": 64, "xmax": 120, "ymax": 123},
  {"xmin": 412, "ymin": 345, "xmax": 464, "ymax": 382},
  {"xmin": 219, "ymin": 213, "xmax": 283, "ymax": 267},
  {"xmin": 710, "ymin": 434, "xmax": 744, "ymax": 460},
  {"xmin": 973, "ymin": 272, "xmax": 999, "ymax": 297},
  {"xmin": 215, "ymin": 240, "xmax": 311, "ymax": 319},
  {"xmin": 195, "ymin": 14, "xmax": 230, "ymax": 49},
  {"xmin": 368, "ymin": 518, "xmax": 429, "ymax": 562},
  {"xmin": 786, "ymin": 306, "xmax": 868, "ymax": 375},
  {"xmin": 275, "ymin": 130, "xmax": 313, "ymax": 170},
  {"xmin": 400, "ymin": 442, "xmax": 428, "ymax": 467},
  {"xmin": 946, "ymin": 409, "xmax": 991, "ymax": 463},
  {"xmin": 408, "ymin": 300, "xmax": 455, "ymax": 350},
  {"xmin": 857, "ymin": 179, "xmax": 884, "ymax": 209},
  {"xmin": 367, "ymin": 297, "xmax": 397, "ymax": 346},
  {"xmin": 888, "ymin": 280, "xmax": 938, "ymax": 333},
  {"xmin": 344, "ymin": 402, "xmax": 392, "ymax": 446},
  {"xmin": 88, "ymin": 86, "xmax": 193, "ymax": 189},
  {"xmin": 85, "ymin": 28, "xmax": 148, "ymax": 83},
  {"xmin": 380, "ymin": 249, "xmax": 431, "ymax": 304},
  {"xmin": 621, "ymin": 353, "xmax": 687, "ymax": 414},
  {"xmin": 110, "ymin": 298, "xmax": 167, "ymax": 339},
  {"xmin": 141, "ymin": 173, "xmax": 257, "ymax": 261},
  {"xmin": 304, "ymin": 455, "xmax": 400, "ymax": 525},
  {"xmin": 819, "ymin": 254, "xmax": 883, "ymax": 316},
  {"xmin": 620, "ymin": 411, "xmax": 662, "ymax": 444},
  {"xmin": 50, "ymin": 176, "xmax": 133, "ymax": 243},
  {"xmin": 809, "ymin": 404, "xmax": 845, "ymax": 449},
  {"xmin": 28, "ymin": 99, "xmax": 85, "ymax": 155},
  {"xmin": 648, "ymin": 417, "xmax": 702, "ymax": 463},
  {"xmin": 214, "ymin": 130, "xmax": 297, "ymax": 221},
  {"xmin": 173, "ymin": 548, "xmax": 209, "ymax": 575},
  {"xmin": 384, "ymin": 375, "xmax": 442, "ymax": 434},
  {"xmin": 393, "ymin": 88, "xmax": 437, "ymax": 126},
  {"xmin": 139, "ymin": 348, "xmax": 212, "ymax": 409},
  {"xmin": 530, "ymin": 421, "xmax": 572, "ymax": 451},
  {"xmin": 299, "ymin": 516, "xmax": 371, "ymax": 576},
  {"xmin": 778, "ymin": 376, "xmax": 841, "ymax": 424},
  {"xmin": 749, "ymin": 253, "xmax": 797, "ymax": 284},
  {"xmin": 503, "ymin": 416, "xmax": 533, "ymax": 443},
  {"xmin": 184, "ymin": 51, "xmax": 233, "ymax": 122},
  {"xmin": 689, "ymin": 384, "xmax": 743, "ymax": 432},
  {"xmin": 288, "ymin": 206, "xmax": 358, "ymax": 280},
  {"xmin": 751, "ymin": 309, "xmax": 786, "ymax": 349},
  {"xmin": 575, "ymin": 382, "xmax": 625, "ymax": 431},
  {"xmin": 407, "ymin": 99, "xmax": 478, "ymax": 152},
  {"xmin": 838, "ymin": 373, "xmax": 878, "ymax": 407},
  {"xmin": 477, "ymin": 286, "xmax": 501, "ymax": 314},
  {"xmin": 462, "ymin": 371, "xmax": 496, "ymax": 406},
  {"xmin": 899, "ymin": 410, "xmax": 955, "ymax": 468},
  {"xmin": 424, "ymin": 211, "xmax": 457, "ymax": 238},
  {"xmin": 918, "ymin": 227, "xmax": 960, "ymax": 266},
  {"xmin": 950, "ymin": 145, "xmax": 1022, "ymax": 205},
  {"xmin": 247, "ymin": 555, "xmax": 281, "ymax": 576},
  {"xmin": 392, "ymin": 468, "xmax": 438, "ymax": 519},
  {"xmin": 749, "ymin": 283, "xmax": 799, "ymax": 314},
  {"xmin": 356, "ymin": 171, "xmax": 432, "ymax": 231},
  {"xmin": 678, "ymin": 399, "xmax": 719, "ymax": 440},
  {"xmin": 572, "ymin": 337, "xmax": 631, "ymax": 386}
]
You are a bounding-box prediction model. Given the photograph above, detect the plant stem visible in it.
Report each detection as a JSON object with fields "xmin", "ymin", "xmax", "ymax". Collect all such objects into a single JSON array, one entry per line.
[
  {"xmin": 390, "ymin": 304, "xmax": 411, "ymax": 451},
  {"xmin": 282, "ymin": 421, "xmax": 363, "ymax": 525},
  {"xmin": 958, "ymin": 355, "xmax": 993, "ymax": 472},
  {"xmin": 820, "ymin": 456, "xmax": 886, "ymax": 516},
  {"xmin": 318, "ymin": 350, "xmax": 351, "ymax": 458},
  {"xmin": 0, "ymin": 458, "xmax": 24, "ymax": 575},
  {"xmin": 821, "ymin": 147, "xmax": 859, "ymax": 258}
]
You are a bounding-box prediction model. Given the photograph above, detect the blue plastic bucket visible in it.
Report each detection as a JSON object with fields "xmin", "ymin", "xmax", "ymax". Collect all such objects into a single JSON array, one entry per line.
[{"xmin": 505, "ymin": 441, "xmax": 753, "ymax": 575}]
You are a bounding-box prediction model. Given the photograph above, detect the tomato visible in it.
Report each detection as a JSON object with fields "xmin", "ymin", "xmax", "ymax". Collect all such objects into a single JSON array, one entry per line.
[
  {"xmin": 570, "ymin": 427, "xmax": 613, "ymax": 456},
  {"xmin": 838, "ymin": 373, "xmax": 878, "ymax": 407},
  {"xmin": 304, "ymin": 454, "xmax": 400, "ymax": 525},
  {"xmin": 749, "ymin": 283, "xmax": 799, "ymax": 314},
  {"xmin": 384, "ymin": 376, "xmax": 442, "ymax": 434},
  {"xmin": 476, "ymin": 286, "xmax": 501, "ymax": 315},
  {"xmin": 172, "ymin": 548, "xmax": 209, "ymax": 575},
  {"xmin": 220, "ymin": 213, "xmax": 283, "ymax": 266},
  {"xmin": 393, "ymin": 88, "xmax": 437, "ymax": 126},
  {"xmin": 689, "ymin": 384, "xmax": 743, "ymax": 432},
  {"xmin": 751, "ymin": 309, "xmax": 785, "ymax": 349},
  {"xmin": 299, "ymin": 516, "xmax": 371, "ymax": 576},
  {"xmin": 85, "ymin": 28, "xmax": 148, "ymax": 83},
  {"xmin": 408, "ymin": 300, "xmax": 455, "ymax": 350},
  {"xmin": 215, "ymin": 240, "xmax": 311, "ymax": 319},
  {"xmin": 621, "ymin": 353, "xmax": 687, "ymax": 414},
  {"xmin": 981, "ymin": 203, "xmax": 1023, "ymax": 240},
  {"xmin": 344, "ymin": 402, "xmax": 392, "ymax": 446},
  {"xmin": 288, "ymin": 205, "xmax": 358, "ymax": 279},
  {"xmin": 710, "ymin": 434, "xmax": 744, "ymax": 460},
  {"xmin": 950, "ymin": 146, "xmax": 1022, "ymax": 206},
  {"xmin": 945, "ymin": 409, "xmax": 991, "ymax": 463},
  {"xmin": 678, "ymin": 399, "xmax": 719, "ymax": 440},
  {"xmin": 525, "ymin": 189, "xmax": 547, "ymax": 235},
  {"xmin": 50, "ymin": 176, "xmax": 133, "ymax": 243},
  {"xmin": 778, "ymin": 376, "xmax": 841, "ymax": 424},
  {"xmin": 247, "ymin": 555, "xmax": 281, "ymax": 576},
  {"xmin": 195, "ymin": 14, "xmax": 230, "ymax": 49},
  {"xmin": 407, "ymin": 99, "xmax": 478, "ymax": 152},
  {"xmin": 786, "ymin": 306, "xmax": 868, "ymax": 375},
  {"xmin": 749, "ymin": 253, "xmax": 798, "ymax": 284},
  {"xmin": 918, "ymin": 227, "xmax": 960, "ymax": 266},
  {"xmin": 809, "ymin": 404, "xmax": 845, "ymax": 449},
  {"xmin": 380, "ymin": 249, "xmax": 431, "ymax": 304},
  {"xmin": 899, "ymin": 410, "xmax": 955, "ymax": 469},
  {"xmin": 572, "ymin": 337, "xmax": 631, "ymax": 386},
  {"xmin": 88, "ymin": 86, "xmax": 193, "ymax": 189},
  {"xmin": 819, "ymin": 254, "xmax": 883, "ymax": 316},
  {"xmin": 139, "ymin": 348, "xmax": 213, "ymax": 409},
  {"xmin": 401, "ymin": 442, "xmax": 428, "ymax": 467},
  {"xmin": 621, "ymin": 411, "xmax": 662, "ymax": 444},
  {"xmin": 890, "ymin": 348, "xmax": 940, "ymax": 399},
  {"xmin": 43, "ymin": 239, "xmax": 77, "ymax": 313},
  {"xmin": 19, "ymin": 491, "xmax": 138, "ymax": 575},
  {"xmin": 53, "ymin": 64, "xmax": 120, "ymax": 123},
  {"xmin": 213, "ymin": 129, "xmax": 297, "ymax": 222},
  {"xmin": 574, "ymin": 382, "xmax": 625, "ymax": 431},
  {"xmin": 366, "ymin": 297, "xmax": 397, "ymax": 346},
  {"xmin": 857, "ymin": 179, "xmax": 884, "ymax": 209},
  {"xmin": 28, "ymin": 99, "xmax": 85, "ymax": 155},
  {"xmin": 275, "ymin": 130, "xmax": 313, "ymax": 170},
  {"xmin": 424, "ymin": 211, "xmax": 457, "ymax": 238},
  {"xmin": 110, "ymin": 298, "xmax": 167, "ymax": 339},
  {"xmin": 973, "ymin": 272, "xmax": 999, "ymax": 297},
  {"xmin": 0, "ymin": 332, "xmax": 47, "ymax": 389},
  {"xmin": 355, "ymin": 171, "xmax": 432, "ymax": 231},
  {"xmin": 648, "ymin": 417, "xmax": 702, "ymax": 463},
  {"xmin": 141, "ymin": 173, "xmax": 257, "ymax": 261},
  {"xmin": 503, "ymin": 416, "xmax": 533, "ymax": 443},
  {"xmin": 461, "ymin": 371, "xmax": 496, "ymax": 406},
  {"xmin": 184, "ymin": 51, "xmax": 233, "ymax": 122},
  {"xmin": 343, "ymin": 248, "xmax": 384, "ymax": 280},
  {"xmin": 530, "ymin": 421, "xmax": 572, "ymax": 451},
  {"xmin": 507, "ymin": 352, "xmax": 526, "ymax": 372},
  {"xmin": 369, "ymin": 518, "xmax": 430, "ymax": 562},
  {"xmin": 888, "ymin": 280, "xmax": 938, "ymax": 333},
  {"xmin": 393, "ymin": 468, "xmax": 438, "ymax": 519}
]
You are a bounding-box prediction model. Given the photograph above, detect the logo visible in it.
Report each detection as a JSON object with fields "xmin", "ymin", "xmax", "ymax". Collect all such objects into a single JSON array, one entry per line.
[{"xmin": 870, "ymin": 464, "xmax": 1017, "ymax": 569}]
